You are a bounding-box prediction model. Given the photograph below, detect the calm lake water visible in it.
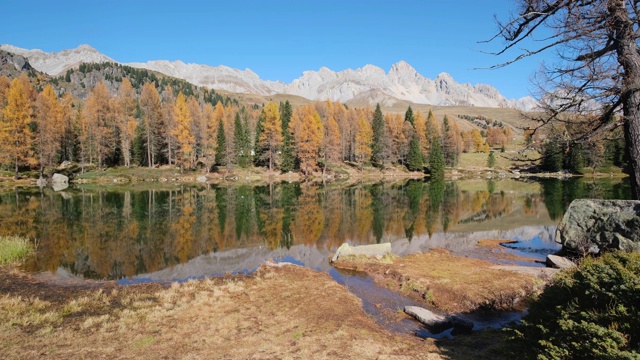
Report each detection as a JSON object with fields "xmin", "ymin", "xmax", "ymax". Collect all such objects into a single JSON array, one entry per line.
[{"xmin": 0, "ymin": 177, "xmax": 630, "ymax": 282}]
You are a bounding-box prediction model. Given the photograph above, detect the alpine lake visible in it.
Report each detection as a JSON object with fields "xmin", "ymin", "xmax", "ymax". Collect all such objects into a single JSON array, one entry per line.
[{"xmin": 0, "ymin": 176, "xmax": 632, "ymax": 337}]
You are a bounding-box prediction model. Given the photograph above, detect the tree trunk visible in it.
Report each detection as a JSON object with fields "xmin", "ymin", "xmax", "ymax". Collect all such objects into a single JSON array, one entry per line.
[{"xmin": 611, "ymin": 0, "xmax": 640, "ymax": 199}]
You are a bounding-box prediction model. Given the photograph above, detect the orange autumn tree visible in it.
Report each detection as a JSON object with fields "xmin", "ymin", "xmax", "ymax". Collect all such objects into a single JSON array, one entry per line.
[
  {"xmin": 355, "ymin": 114, "xmax": 373, "ymax": 163},
  {"xmin": 172, "ymin": 92, "xmax": 195, "ymax": 172},
  {"xmin": 116, "ymin": 78, "xmax": 137, "ymax": 167},
  {"xmin": 258, "ymin": 102, "xmax": 282, "ymax": 172},
  {"xmin": 290, "ymin": 105, "xmax": 324, "ymax": 176},
  {"xmin": 322, "ymin": 115, "xmax": 341, "ymax": 173},
  {"xmin": 35, "ymin": 84, "xmax": 63, "ymax": 171},
  {"xmin": 84, "ymin": 81, "xmax": 115, "ymax": 168},
  {"xmin": 140, "ymin": 83, "xmax": 163, "ymax": 167},
  {"xmin": 1, "ymin": 78, "xmax": 36, "ymax": 177}
]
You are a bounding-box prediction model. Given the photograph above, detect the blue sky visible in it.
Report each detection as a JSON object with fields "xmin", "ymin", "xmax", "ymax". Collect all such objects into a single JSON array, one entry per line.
[{"xmin": 1, "ymin": 0, "xmax": 552, "ymax": 99}]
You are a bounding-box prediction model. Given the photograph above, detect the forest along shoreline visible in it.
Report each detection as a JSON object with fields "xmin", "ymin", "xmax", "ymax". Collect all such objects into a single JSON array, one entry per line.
[{"xmin": 0, "ymin": 161, "xmax": 627, "ymax": 191}]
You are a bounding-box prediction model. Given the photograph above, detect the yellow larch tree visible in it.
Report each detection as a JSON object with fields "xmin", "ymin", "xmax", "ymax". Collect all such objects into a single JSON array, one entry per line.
[
  {"xmin": 354, "ymin": 114, "xmax": 373, "ymax": 163},
  {"xmin": 258, "ymin": 102, "xmax": 283, "ymax": 172},
  {"xmin": 84, "ymin": 81, "xmax": 115, "ymax": 168},
  {"xmin": 201, "ymin": 103, "xmax": 217, "ymax": 172},
  {"xmin": 290, "ymin": 105, "xmax": 324, "ymax": 176},
  {"xmin": 172, "ymin": 92, "xmax": 195, "ymax": 172},
  {"xmin": 425, "ymin": 109, "xmax": 441, "ymax": 158},
  {"xmin": 413, "ymin": 111, "xmax": 428, "ymax": 159},
  {"xmin": 35, "ymin": 84, "xmax": 63, "ymax": 171},
  {"xmin": 0, "ymin": 76, "xmax": 11, "ymax": 106},
  {"xmin": 116, "ymin": 78, "xmax": 137, "ymax": 167},
  {"xmin": 140, "ymin": 83, "xmax": 163, "ymax": 167},
  {"xmin": 187, "ymin": 96, "xmax": 203, "ymax": 161},
  {"xmin": 470, "ymin": 129, "xmax": 485, "ymax": 152},
  {"xmin": 322, "ymin": 115, "xmax": 341, "ymax": 172},
  {"xmin": 1, "ymin": 78, "xmax": 36, "ymax": 177}
]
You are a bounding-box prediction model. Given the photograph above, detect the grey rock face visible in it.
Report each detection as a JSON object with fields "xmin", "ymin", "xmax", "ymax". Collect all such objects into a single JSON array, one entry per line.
[
  {"xmin": 331, "ymin": 242, "xmax": 392, "ymax": 263},
  {"xmin": 51, "ymin": 173, "xmax": 69, "ymax": 191},
  {"xmin": 546, "ymin": 255, "xmax": 576, "ymax": 269},
  {"xmin": 555, "ymin": 199, "xmax": 640, "ymax": 254}
]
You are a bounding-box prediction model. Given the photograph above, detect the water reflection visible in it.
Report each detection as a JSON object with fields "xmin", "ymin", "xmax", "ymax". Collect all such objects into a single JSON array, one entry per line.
[{"xmin": 0, "ymin": 177, "xmax": 629, "ymax": 280}]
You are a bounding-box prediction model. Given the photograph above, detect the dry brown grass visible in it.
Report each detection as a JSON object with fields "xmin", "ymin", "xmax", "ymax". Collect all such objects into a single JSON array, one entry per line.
[
  {"xmin": 0, "ymin": 264, "xmax": 443, "ymax": 360},
  {"xmin": 334, "ymin": 248, "xmax": 544, "ymax": 313}
]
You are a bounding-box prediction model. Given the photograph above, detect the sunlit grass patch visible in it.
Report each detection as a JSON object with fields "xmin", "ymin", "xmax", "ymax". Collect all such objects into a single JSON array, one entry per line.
[{"xmin": 0, "ymin": 235, "xmax": 34, "ymax": 265}]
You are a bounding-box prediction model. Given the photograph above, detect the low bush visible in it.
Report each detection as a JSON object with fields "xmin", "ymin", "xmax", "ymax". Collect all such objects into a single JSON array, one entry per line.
[{"xmin": 510, "ymin": 251, "xmax": 640, "ymax": 359}]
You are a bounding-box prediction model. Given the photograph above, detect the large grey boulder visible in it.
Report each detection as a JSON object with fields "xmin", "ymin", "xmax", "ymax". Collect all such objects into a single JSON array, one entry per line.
[
  {"xmin": 556, "ymin": 199, "xmax": 640, "ymax": 254},
  {"xmin": 404, "ymin": 306, "xmax": 473, "ymax": 334},
  {"xmin": 51, "ymin": 173, "xmax": 69, "ymax": 191},
  {"xmin": 196, "ymin": 175, "xmax": 207, "ymax": 183},
  {"xmin": 331, "ymin": 242, "xmax": 392, "ymax": 263}
]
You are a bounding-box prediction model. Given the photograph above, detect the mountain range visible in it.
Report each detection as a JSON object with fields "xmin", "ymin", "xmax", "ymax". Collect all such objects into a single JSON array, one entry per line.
[{"xmin": 0, "ymin": 44, "xmax": 537, "ymax": 110}]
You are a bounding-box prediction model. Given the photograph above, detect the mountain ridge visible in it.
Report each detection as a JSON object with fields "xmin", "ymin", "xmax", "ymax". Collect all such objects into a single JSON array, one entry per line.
[{"xmin": 0, "ymin": 44, "xmax": 537, "ymax": 110}]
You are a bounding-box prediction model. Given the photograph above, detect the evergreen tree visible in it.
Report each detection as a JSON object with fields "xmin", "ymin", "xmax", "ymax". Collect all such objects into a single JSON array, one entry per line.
[
  {"xmin": 215, "ymin": 118, "xmax": 226, "ymax": 167},
  {"xmin": 541, "ymin": 129, "xmax": 565, "ymax": 172},
  {"xmin": 404, "ymin": 106, "xmax": 414, "ymax": 126},
  {"xmin": 371, "ymin": 103, "xmax": 387, "ymax": 167},
  {"xmin": 407, "ymin": 135, "xmax": 423, "ymax": 171},
  {"xmin": 565, "ymin": 143, "xmax": 584, "ymax": 173},
  {"xmin": 279, "ymin": 101, "xmax": 295, "ymax": 172},
  {"xmin": 487, "ymin": 151, "xmax": 496, "ymax": 168},
  {"xmin": 253, "ymin": 113, "xmax": 266, "ymax": 167},
  {"xmin": 234, "ymin": 111, "xmax": 250, "ymax": 168},
  {"xmin": 429, "ymin": 136, "xmax": 445, "ymax": 179}
]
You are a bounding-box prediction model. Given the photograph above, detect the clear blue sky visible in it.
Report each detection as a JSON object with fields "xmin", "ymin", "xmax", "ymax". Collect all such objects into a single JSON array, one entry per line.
[{"xmin": 1, "ymin": 0, "xmax": 552, "ymax": 99}]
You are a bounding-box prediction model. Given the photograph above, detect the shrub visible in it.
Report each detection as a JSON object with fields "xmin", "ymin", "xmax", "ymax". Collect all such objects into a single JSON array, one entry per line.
[
  {"xmin": 0, "ymin": 235, "xmax": 33, "ymax": 265},
  {"xmin": 510, "ymin": 251, "xmax": 640, "ymax": 359}
]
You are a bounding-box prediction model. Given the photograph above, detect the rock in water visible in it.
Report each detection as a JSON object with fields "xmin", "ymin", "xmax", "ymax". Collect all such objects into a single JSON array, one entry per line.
[
  {"xmin": 556, "ymin": 199, "xmax": 640, "ymax": 254},
  {"xmin": 36, "ymin": 176, "xmax": 47, "ymax": 187},
  {"xmin": 404, "ymin": 306, "xmax": 474, "ymax": 334},
  {"xmin": 331, "ymin": 242, "xmax": 392, "ymax": 263},
  {"xmin": 546, "ymin": 255, "xmax": 576, "ymax": 269},
  {"xmin": 51, "ymin": 173, "xmax": 69, "ymax": 191}
]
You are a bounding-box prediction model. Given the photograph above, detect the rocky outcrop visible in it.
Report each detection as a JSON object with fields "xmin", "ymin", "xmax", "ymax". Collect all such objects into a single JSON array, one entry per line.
[
  {"xmin": 546, "ymin": 255, "xmax": 576, "ymax": 269},
  {"xmin": 51, "ymin": 173, "xmax": 69, "ymax": 191},
  {"xmin": 331, "ymin": 242, "xmax": 392, "ymax": 263},
  {"xmin": 404, "ymin": 306, "xmax": 473, "ymax": 334},
  {"xmin": 555, "ymin": 199, "xmax": 640, "ymax": 254}
]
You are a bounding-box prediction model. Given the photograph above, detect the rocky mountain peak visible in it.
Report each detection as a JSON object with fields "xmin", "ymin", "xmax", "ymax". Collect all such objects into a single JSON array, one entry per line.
[{"xmin": 0, "ymin": 44, "xmax": 537, "ymax": 110}]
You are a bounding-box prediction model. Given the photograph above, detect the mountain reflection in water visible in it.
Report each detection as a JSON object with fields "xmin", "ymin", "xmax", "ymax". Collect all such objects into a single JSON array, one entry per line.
[{"xmin": 0, "ymin": 177, "xmax": 629, "ymax": 281}]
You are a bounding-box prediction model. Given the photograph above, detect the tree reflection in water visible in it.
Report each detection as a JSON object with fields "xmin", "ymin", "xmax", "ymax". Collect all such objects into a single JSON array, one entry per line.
[{"xmin": 0, "ymin": 177, "xmax": 629, "ymax": 280}]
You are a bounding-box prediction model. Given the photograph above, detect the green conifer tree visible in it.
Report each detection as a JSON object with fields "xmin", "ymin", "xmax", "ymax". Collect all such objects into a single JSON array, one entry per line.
[
  {"xmin": 407, "ymin": 135, "xmax": 423, "ymax": 171},
  {"xmin": 215, "ymin": 119, "xmax": 226, "ymax": 167},
  {"xmin": 279, "ymin": 101, "xmax": 295, "ymax": 172},
  {"xmin": 405, "ymin": 106, "xmax": 414, "ymax": 127},
  {"xmin": 371, "ymin": 103, "xmax": 387, "ymax": 167},
  {"xmin": 429, "ymin": 136, "xmax": 445, "ymax": 179},
  {"xmin": 487, "ymin": 151, "xmax": 496, "ymax": 168},
  {"xmin": 234, "ymin": 111, "xmax": 250, "ymax": 168}
]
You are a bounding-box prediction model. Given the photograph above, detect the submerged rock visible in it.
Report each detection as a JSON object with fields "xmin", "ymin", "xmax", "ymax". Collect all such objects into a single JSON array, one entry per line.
[
  {"xmin": 546, "ymin": 255, "xmax": 576, "ymax": 269},
  {"xmin": 404, "ymin": 306, "xmax": 473, "ymax": 334},
  {"xmin": 556, "ymin": 199, "xmax": 640, "ymax": 254},
  {"xmin": 51, "ymin": 173, "xmax": 69, "ymax": 191},
  {"xmin": 36, "ymin": 176, "xmax": 47, "ymax": 187},
  {"xmin": 331, "ymin": 242, "xmax": 392, "ymax": 263}
]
